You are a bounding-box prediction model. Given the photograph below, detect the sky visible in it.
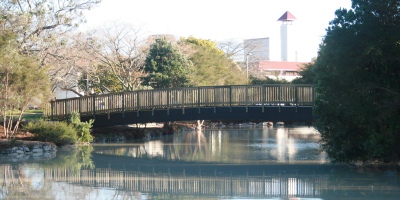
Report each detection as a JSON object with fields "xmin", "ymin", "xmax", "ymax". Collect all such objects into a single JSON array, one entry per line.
[{"xmin": 83, "ymin": 0, "xmax": 352, "ymax": 62}]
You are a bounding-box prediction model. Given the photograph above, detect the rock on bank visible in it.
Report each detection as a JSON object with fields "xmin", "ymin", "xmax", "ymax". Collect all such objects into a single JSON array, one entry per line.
[{"xmin": 0, "ymin": 140, "xmax": 57, "ymax": 162}]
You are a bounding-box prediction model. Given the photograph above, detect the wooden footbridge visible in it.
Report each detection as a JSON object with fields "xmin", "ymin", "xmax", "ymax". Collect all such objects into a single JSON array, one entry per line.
[{"xmin": 46, "ymin": 84, "xmax": 316, "ymax": 128}]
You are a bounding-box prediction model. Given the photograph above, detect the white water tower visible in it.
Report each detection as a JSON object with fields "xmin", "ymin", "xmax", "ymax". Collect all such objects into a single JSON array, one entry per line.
[{"xmin": 278, "ymin": 11, "xmax": 297, "ymax": 61}]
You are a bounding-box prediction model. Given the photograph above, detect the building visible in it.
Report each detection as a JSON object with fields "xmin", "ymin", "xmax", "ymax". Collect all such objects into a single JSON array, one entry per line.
[
  {"xmin": 243, "ymin": 11, "xmax": 309, "ymax": 81},
  {"xmin": 243, "ymin": 38, "xmax": 270, "ymax": 62},
  {"xmin": 257, "ymin": 60, "xmax": 306, "ymax": 81},
  {"xmin": 278, "ymin": 11, "xmax": 297, "ymax": 62}
]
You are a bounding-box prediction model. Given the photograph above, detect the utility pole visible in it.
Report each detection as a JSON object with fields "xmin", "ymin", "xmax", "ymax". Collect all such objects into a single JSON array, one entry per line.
[{"xmin": 246, "ymin": 53, "xmax": 252, "ymax": 79}]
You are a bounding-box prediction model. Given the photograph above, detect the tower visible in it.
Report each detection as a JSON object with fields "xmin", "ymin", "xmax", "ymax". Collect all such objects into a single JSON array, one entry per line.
[{"xmin": 278, "ymin": 11, "xmax": 296, "ymax": 61}]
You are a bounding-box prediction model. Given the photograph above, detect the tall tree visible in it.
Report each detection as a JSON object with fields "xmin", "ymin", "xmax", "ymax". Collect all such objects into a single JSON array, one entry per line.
[
  {"xmin": 181, "ymin": 37, "xmax": 247, "ymax": 86},
  {"xmin": 0, "ymin": 32, "xmax": 51, "ymax": 138},
  {"xmin": 49, "ymin": 32, "xmax": 98, "ymax": 96},
  {"xmin": 313, "ymin": 0, "xmax": 400, "ymax": 163},
  {"xmin": 0, "ymin": 0, "xmax": 101, "ymax": 95},
  {"xmin": 0, "ymin": 0, "xmax": 100, "ymax": 58},
  {"xmin": 86, "ymin": 23, "xmax": 147, "ymax": 92},
  {"xmin": 143, "ymin": 37, "xmax": 192, "ymax": 89}
]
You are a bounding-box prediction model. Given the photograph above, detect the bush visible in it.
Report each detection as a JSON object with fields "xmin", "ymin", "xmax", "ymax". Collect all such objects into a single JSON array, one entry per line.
[
  {"xmin": 24, "ymin": 120, "xmax": 78, "ymax": 146},
  {"xmin": 68, "ymin": 112, "xmax": 94, "ymax": 143}
]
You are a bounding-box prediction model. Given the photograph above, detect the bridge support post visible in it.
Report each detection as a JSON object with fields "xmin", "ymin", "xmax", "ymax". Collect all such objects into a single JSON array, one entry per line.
[
  {"xmin": 197, "ymin": 87, "xmax": 201, "ymax": 113},
  {"xmin": 121, "ymin": 92, "xmax": 125, "ymax": 118},
  {"xmin": 92, "ymin": 95, "xmax": 96, "ymax": 120},
  {"xmin": 229, "ymin": 86, "xmax": 232, "ymax": 112},
  {"xmin": 51, "ymin": 101, "xmax": 54, "ymax": 121}
]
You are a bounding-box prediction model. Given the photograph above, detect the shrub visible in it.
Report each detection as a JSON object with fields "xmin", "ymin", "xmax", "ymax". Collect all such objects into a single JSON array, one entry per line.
[
  {"xmin": 24, "ymin": 120, "xmax": 78, "ymax": 146},
  {"xmin": 68, "ymin": 112, "xmax": 94, "ymax": 143}
]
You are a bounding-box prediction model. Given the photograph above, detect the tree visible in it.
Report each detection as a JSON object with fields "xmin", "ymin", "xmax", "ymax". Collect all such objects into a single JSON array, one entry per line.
[
  {"xmin": 48, "ymin": 32, "xmax": 99, "ymax": 96},
  {"xmin": 1, "ymin": 0, "xmax": 101, "ymax": 95},
  {"xmin": 181, "ymin": 37, "xmax": 247, "ymax": 86},
  {"xmin": 143, "ymin": 37, "xmax": 192, "ymax": 89},
  {"xmin": 86, "ymin": 24, "xmax": 147, "ymax": 92},
  {"xmin": 69, "ymin": 111, "xmax": 94, "ymax": 143},
  {"xmin": 251, "ymin": 77, "xmax": 289, "ymax": 85},
  {"xmin": 217, "ymin": 39, "xmax": 244, "ymax": 61},
  {"xmin": 313, "ymin": 0, "xmax": 400, "ymax": 163},
  {"xmin": 79, "ymin": 64, "xmax": 123, "ymax": 94},
  {"xmin": 0, "ymin": 32, "xmax": 51, "ymax": 138},
  {"xmin": 0, "ymin": 0, "xmax": 101, "ymax": 60},
  {"xmin": 292, "ymin": 63, "xmax": 316, "ymax": 84}
]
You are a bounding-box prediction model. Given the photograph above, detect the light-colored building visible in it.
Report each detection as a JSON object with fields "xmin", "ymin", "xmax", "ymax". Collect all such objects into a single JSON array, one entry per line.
[
  {"xmin": 244, "ymin": 11, "xmax": 308, "ymax": 81},
  {"xmin": 257, "ymin": 60, "xmax": 306, "ymax": 81},
  {"xmin": 278, "ymin": 11, "xmax": 297, "ymax": 62},
  {"xmin": 54, "ymin": 87, "xmax": 80, "ymax": 99},
  {"xmin": 243, "ymin": 37, "xmax": 270, "ymax": 62}
]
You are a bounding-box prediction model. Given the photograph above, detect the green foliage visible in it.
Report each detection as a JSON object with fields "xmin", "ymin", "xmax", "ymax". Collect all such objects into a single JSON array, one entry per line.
[
  {"xmin": 40, "ymin": 145, "xmax": 94, "ymax": 174},
  {"xmin": 22, "ymin": 109, "xmax": 93, "ymax": 147},
  {"xmin": 313, "ymin": 0, "xmax": 400, "ymax": 163},
  {"xmin": 292, "ymin": 63, "xmax": 316, "ymax": 84},
  {"xmin": 183, "ymin": 36, "xmax": 225, "ymax": 55},
  {"xmin": 181, "ymin": 37, "xmax": 247, "ymax": 86},
  {"xmin": 68, "ymin": 112, "xmax": 94, "ymax": 143},
  {"xmin": 0, "ymin": 31, "xmax": 51, "ymax": 138},
  {"xmin": 143, "ymin": 37, "xmax": 192, "ymax": 89},
  {"xmin": 25, "ymin": 120, "xmax": 78, "ymax": 146},
  {"xmin": 2, "ymin": 0, "xmax": 101, "ymax": 54},
  {"xmin": 251, "ymin": 77, "xmax": 289, "ymax": 85},
  {"xmin": 79, "ymin": 64, "xmax": 124, "ymax": 94}
]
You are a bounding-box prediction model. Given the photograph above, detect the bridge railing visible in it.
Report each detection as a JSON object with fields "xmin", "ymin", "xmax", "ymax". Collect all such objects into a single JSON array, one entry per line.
[{"xmin": 46, "ymin": 84, "xmax": 315, "ymax": 118}]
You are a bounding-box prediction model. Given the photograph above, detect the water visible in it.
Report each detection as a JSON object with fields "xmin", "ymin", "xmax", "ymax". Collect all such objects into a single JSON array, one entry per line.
[{"xmin": 1, "ymin": 126, "xmax": 399, "ymax": 199}]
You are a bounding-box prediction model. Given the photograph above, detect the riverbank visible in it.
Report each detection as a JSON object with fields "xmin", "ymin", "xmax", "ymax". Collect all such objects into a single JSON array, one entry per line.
[
  {"xmin": 0, "ymin": 139, "xmax": 57, "ymax": 162},
  {"xmin": 0, "ymin": 122, "xmax": 178, "ymax": 159}
]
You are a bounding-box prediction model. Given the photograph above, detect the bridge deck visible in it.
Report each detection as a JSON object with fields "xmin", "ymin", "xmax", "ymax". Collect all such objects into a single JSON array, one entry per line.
[{"xmin": 46, "ymin": 84, "xmax": 315, "ymax": 126}]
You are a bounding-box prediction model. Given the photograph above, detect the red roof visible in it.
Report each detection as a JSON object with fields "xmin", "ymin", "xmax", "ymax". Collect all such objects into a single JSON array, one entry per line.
[
  {"xmin": 277, "ymin": 11, "xmax": 297, "ymax": 21},
  {"xmin": 258, "ymin": 61, "xmax": 306, "ymax": 71}
]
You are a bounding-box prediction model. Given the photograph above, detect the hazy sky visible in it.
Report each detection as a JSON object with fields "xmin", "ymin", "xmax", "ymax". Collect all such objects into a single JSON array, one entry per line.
[{"xmin": 83, "ymin": 0, "xmax": 352, "ymax": 62}]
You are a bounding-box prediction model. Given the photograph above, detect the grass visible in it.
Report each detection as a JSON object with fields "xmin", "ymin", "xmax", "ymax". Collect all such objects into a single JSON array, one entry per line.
[
  {"xmin": 5, "ymin": 109, "xmax": 44, "ymax": 121},
  {"xmin": 22, "ymin": 109, "xmax": 44, "ymax": 120}
]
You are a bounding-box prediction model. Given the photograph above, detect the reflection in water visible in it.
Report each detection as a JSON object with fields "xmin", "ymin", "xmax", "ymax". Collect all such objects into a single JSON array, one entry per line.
[
  {"xmin": 1, "ymin": 127, "xmax": 399, "ymax": 199},
  {"xmin": 94, "ymin": 126, "xmax": 326, "ymax": 164},
  {"xmin": 1, "ymin": 163, "xmax": 400, "ymax": 200}
]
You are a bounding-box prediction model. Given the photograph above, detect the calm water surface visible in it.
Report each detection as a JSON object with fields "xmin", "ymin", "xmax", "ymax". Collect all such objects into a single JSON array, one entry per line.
[{"xmin": 1, "ymin": 126, "xmax": 399, "ymax": 199}]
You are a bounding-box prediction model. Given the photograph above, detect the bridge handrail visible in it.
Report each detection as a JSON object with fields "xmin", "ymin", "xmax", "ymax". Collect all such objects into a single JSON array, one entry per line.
[{"xmin": 46, "ymin": 84, "xmax": 315, "ymax": 118}]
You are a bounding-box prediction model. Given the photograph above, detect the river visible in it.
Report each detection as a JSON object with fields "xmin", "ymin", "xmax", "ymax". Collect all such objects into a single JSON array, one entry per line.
[{"xmin": 1, "ymin": 126, "xmax": 399, "ymax": 199}]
